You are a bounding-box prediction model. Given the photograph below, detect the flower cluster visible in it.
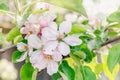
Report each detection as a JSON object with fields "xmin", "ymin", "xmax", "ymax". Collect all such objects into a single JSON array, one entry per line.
[{"xmin": 17, "ymin": 12, "xmax": 82, "ymax": 75}]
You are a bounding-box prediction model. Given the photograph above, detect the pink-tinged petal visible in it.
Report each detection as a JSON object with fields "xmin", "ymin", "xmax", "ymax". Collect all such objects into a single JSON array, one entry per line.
[
  {"xmin": 30, "ymin": 50, "xmax": 47, "ymax": 70},
  {"xmin": 17, "ymin": 42, "xmax": 27, "ymax": 52},
  {"xmin": 58, "ymin": 42, "xmax": 70, "ymax": 56},
  {"xmin": 59, "ymin": 21, "xmax": 72, "ymax": 34},
  {"xmin": 52, "ymin": 51, "xmax": 62, "ymax": 62},
  {"xmin": 27, "ymin": 34, "xmax": 42, "ymax": 49},
  {"xmin": 16, "ymin": 52, "xmax": 27, "ymax": 62},
  {"xmin": 43, "ymin": 41, "xmax": 58, "ymax": 55},
  {"xmin": 28, "ymin": 46, "xmax": 33, "ymax": 56},
  {"xmin": 63, "ymin": 35, "xmax": 82, "ymax": 46},
  {"xmin": 42, "ymin": 27, "xmax": 58, "ymax": 40},
  {"xmin": 47, "ymin": 61, "xmax": 58, "ymax": 75}
]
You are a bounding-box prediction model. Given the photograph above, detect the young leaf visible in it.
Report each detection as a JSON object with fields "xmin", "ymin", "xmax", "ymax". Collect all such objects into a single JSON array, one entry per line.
[
  {"xmin": 41, "ymin": 0, "xmax": 87, "ymax": 17},
  {"xmin": 20, "ymin": 62, "xmax": 34, "ymax": 80},
  {"xmin": 12, "ymin": 50, "xmax": 24, "ymax": 63},
  {"xmin": 107, "ymin": 11, "xmax": 120, "ymax": 23},
  {"xmin": 75, "ymin": 66, "xmax": 83, "ymax": 80},
  {"xmin": 0, "ymin": 3, "xmax": 9, "ymax": 11},
  {"xmin": 82, "ymin": 66, "xmax": 96, "ymax": 80},
  {"xmin": 52, "ymin": 72, "xmax": 61, "ymax": 80},
  {"xmin": 107, "ymin": 43, "xmax": 120, "ymax": 72},
  {"xmin": 69, "ymin": 25, "xmax": 86, "ymax": 34},
  {"xmin": 59, "ymin": 60, "xmax": 75, "ymax": 80},
  {"xmin": 6, "ymin": 27, "xmax": 21, "ymax": 42}
]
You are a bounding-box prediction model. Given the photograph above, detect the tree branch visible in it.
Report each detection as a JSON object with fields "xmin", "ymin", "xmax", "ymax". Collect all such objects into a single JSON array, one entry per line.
[
  {"xmin": 0, "ymin": 45, "xmax": 16, "ymax": 54},
  {"xmin": 101, "ymin": 36, "xmax": 120, "ymax": 46}
]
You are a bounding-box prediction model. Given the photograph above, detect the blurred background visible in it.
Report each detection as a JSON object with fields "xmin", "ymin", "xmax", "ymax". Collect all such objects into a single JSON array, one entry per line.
[{"xmin": 0, "ymin": 0, "xmax": 120, "ymax": 80}]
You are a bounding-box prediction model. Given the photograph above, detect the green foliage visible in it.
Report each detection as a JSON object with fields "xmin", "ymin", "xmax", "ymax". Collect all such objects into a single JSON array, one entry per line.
[
  {"xmin": 107, "ymin": 11, "xmax": 120, "ymax": 23},
  {"xmin": 73, "ymin": 51, "xmax": 86, "ymax": 59},
  {"xmin": 14, "ymin": 35, "xmax": 23, "ymax": 44},
  {"xmin": 107, "ymin": 43, "xmax": 120, "ymax": 72},
  {"xmin": 80, "ymin": 44, "xmax": 94, "ymax": 62},
  {"xmin": 6, "ymin": 27, "xmax": 21, "ymax": 42},
  {"xmin": 70, "ymin": 24, "xmax": 86, "ymax": 34},
  {"xmin": 81, "ymin": 66, "xmax": 96, "ymax": 80},
  {"xmin": 41, "ymin": 0, "xmax": 87, "ymax": 17},
  {"xmin": 20, "ymin": 62, "xmax": 35, "ymax": 80},
  {"xmin": 12, "ymin": 50, "xmax": 24, "ymax": 63},
  {"xmin": 52, "ymin": 72, "xmax": 61, "ymax": 80},
  {"xmin": 0, "ymin": 3, "xmax": 9, "ymax": 11},
  {"xmin": 59, "ymin": 60, "xmax": 75, "ymax": 80}
]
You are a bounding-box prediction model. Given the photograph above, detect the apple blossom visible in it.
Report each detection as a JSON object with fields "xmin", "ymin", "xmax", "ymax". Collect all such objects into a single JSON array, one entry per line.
[
  {"xmin": 20, "ymin": 22, "xmax": 38, "ymax": 35},
  {"xmin": 42, "ymin": 21, "xmax": 82, "ymax": 56},
  {"xmin": 30, "ymin": 50, "xmax": 62, "ymax": 75},
  {"xmin": 39, "ymin": 12, "xmax": 57, "ymax": 28},
  {"xmin": 16, "ymin": 42, "xmax": 33, "ymax": 62}
]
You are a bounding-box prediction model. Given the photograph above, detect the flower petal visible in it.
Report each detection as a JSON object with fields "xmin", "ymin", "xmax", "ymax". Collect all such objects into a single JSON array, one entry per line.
[
  {"xmin": 63, "ymin": 35, "xmax": 82, "ymax": 46},
  {"xmin": 27, "ymin": 34, "xmax": 42, "ymax": 49},
  {"xmin": 49, "ymin": 22, "xmax": 58, "ymax": 31},
  {"xmin": 43, "ymin": 41, "xmax": 58, "ymax": 55},
  {"xmin": 16, "ymin": 52, "xmax": 27, "ymax": 62},
  {"xmin": 52, "ymin": 51, "xmax": 62, "ymax": 61},
  {"xmin": 30, "ymin": 50, "xmax": 47, "ymax": 70},
  {"xmin": 58, "ymin": 42, "xmax": 70, "ymax": 56},
  {"xmin": 59, "ymin": 21, "xmax": 72, "ymax": 34},
  {"xmin": 42, "ymin": 27, "xmax": 58, "ymax": 40},
  {"xmin": 17, "ymin": 42, "xmax": 27, "ymax": 52},
  {"xmin": 47, "ymin": 61, "xmax": 58, "ymax": 75}
]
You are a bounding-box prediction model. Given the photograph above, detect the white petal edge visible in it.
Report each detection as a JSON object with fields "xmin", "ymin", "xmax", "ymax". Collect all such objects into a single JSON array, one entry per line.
[
  {"xmin": 63, "ymin": 35, "xmax": 82, "ymax": 46},
  {"xmin": 47, "ymin": 61, "xmax": 58, "ymax": 75},
  {"xmin": 58, "ymin": 42, "xmax": 70, "ymax": 56},
  {"xmin": 27, "ymin": 34, "xmax": 42, "ymax": 49},
  {"xmin": 43, "ymin": 41, "xmax": 58, "ymax": 55},
  {"xmin": 59, "ymin": 21, "xmax": 72, "ymax": 34}
]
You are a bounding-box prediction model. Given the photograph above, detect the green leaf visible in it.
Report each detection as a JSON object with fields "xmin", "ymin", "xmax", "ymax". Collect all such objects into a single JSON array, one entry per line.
[
  {"xmin": 52, "ymin": 72, "xmax": 61, "ymax": 80},
  {"xmin": 80, "ymin": 44, "xmax": 93, "ymax": 62},
  {"xmin": 81, "ymin": 66, "xmax": 96, "ymax": 80},
  {"xmin": 0, "ymin": 3, "xmax": 9, "ymax": 11},
  {"xmin": 32, "ymin": 9, "xmax": 49, "ymax": 14},
  {"xmin": 107, "ymin": 43, "xmax": 120, "ymax": 72},
  {"xmin": 75, "ymin": 66, "xmax": 83, "ymax": 80},
  {"xmin": 12, "ymin": 50, "xmax": 24, "ymax": 63},
  {"xmin": 59, "ymin": 60, "xmax": 75, "ymax": 80},
  {"xmin": 107, "ymin": 11, "xmax": 120, "ymax": 23},
  {"xmin": 41, "ymin": 0, "xmax": 87, "ymax": 17},
  {"xmin": 6, "ymin": 27, "xmax": 21, "ymax": 42},
  {"xmin": 32, "ymin": 69, "xmax": 38, "ymax": 80},
  {"xmin": 20, "ymin": 62, "xmax": 34, "ymax": 80},
  {"xmin": 14, "ymin": 35, "xmax": 23, "ymax": 44},
  {"xmin": 73, "ymin": 51, "xmax": 86, "ymax": 59},
  {"xmin": 70, "ymin": 25, "xmax": 86, "ymax": 34}
]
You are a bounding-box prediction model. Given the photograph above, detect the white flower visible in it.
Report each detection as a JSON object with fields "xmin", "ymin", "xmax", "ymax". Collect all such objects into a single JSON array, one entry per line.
[
  {"xmin": 16, "ymin": 42, "xmax": 33, "ymax": 62},
  {"xmin": 20, "ymin": 22, "xmax": 38, "ymax": 35},
  {"xmin": 30, "ymin": 50, "xmax": 62, "ymax": 75},
  {"xmin": 42, "ymin": 21, "xmax": 82, "ymax": 56},
  {"xmin": 39, "ymin": 12, "xmax": 57, "ymax": 28}
]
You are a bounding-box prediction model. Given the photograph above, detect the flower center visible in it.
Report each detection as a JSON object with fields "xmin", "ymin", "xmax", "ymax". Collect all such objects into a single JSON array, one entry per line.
[
  {"xmin": 45, "ymin": 55, "xmax": 52, "ymax": 60},
  {"xmin": 58, "ymin": 34, "xmax": 64, "ymax": 41}
]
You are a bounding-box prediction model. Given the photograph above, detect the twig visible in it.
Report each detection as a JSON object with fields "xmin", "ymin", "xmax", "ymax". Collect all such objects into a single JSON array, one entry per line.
[
  {"xmin": 101, "ymin": 36, "xmax": 120, "ymax": 46},
  {"xmin": 0, "ymin": 45, "xmax": 16, "ymax": 54}
]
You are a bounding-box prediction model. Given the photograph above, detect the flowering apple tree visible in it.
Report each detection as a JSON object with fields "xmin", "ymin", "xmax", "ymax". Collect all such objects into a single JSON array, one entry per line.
[{"xmin": 0, "ymin": 0, "xmax": 120, "ymax": 80}]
